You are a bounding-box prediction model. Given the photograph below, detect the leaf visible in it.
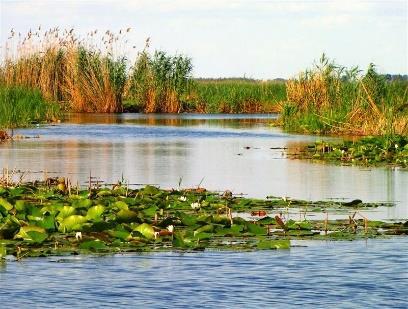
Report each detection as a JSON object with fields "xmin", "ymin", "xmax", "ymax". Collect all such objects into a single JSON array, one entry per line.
[
  {"xmin": 257, "ymin": 239, "xmax": 290, "ymax": 250},
  {"xmin": 177, "ymin": 212, "xmax": 197, "ymax": 226},
  {"xmin": 26, "ymin": 231, "xmax": 48, "ymax": 243},
  {"xmin": 56, "ymin": 206, "xmax": 76, "ymax": 220},
  {"xmin": 15, "ymin": 225, "xmax": 47, "ymax": 242},
  {"xmin": 72, "ymin": 198, "xmax": 92, "ymax": 209},
  {"xmin": 142, "ymin": 206, "xmax": 158, "ymax": 217},
  {"xmin": 79, "ymin": 240, "xmax": 106, "ymax": 250},
  {"xmin": 113, "ymin": 201, "xmax": 129, "ymax": 211},
  {"xmin": 117, "ymin": 209, "xmax": 139, "ymax": 223},
  {"xmin": 133, "ymin": 223, "xmax": 155, "ymax": 239},
  {"xmin": 246, "ymin": 223, "xmax": 266, "ymax": 235},
  {"xmin": 0, "ymin": 244, "xmax": 6, "ymax": 259},
  {"xmin": 141, "ymin": 185, "xmax": 160, "ymax": 195},
  {"xmin": 0, "ymin": 198, "xmax": 13, "ymax": 211},
  {"xmin": 58, "ymin": 215, "xmax": 87, "ymax": 232},
  {"xmin": 86, "ymin": 205, "xmax": 105, "ymax": 221}
]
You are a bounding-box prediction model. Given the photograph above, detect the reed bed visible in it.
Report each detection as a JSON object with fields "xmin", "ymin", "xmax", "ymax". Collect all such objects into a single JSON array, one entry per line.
[
  {"xmin": 0, "ymin": 85, "xmax": 60, "ymax": 130},
  {"xmin": 1, "ymin": 27, "xmax": 127, "ymax": 112},
  {"xmin": 282, "ymin": 54, "xmax": 408, "ymax": 136}
]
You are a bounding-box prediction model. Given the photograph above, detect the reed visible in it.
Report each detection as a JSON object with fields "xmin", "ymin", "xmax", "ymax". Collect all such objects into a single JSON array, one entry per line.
[
  {"xmin": 188, "ymin": 79, "xmax": 286, "ymax": 113},
  {"xmin": 0, "ymin": 85, "xmax": 60, "ymax": 130},
  {"xmin": 1, "ymin": 28, "xmax": 128, "ymax": 112},
  {"xmin": 282, "ymin": 54, "xmax": 408, "ymax": 136},
  {"xmin": 126, "ymin": 47, "xmax": 193, "ymax": 113}
]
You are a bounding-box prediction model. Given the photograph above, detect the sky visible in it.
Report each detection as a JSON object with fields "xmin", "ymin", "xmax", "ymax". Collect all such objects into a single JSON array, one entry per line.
[{"xmin": 0, "ymin": 0, "xmax": 407, "ymax": 79}]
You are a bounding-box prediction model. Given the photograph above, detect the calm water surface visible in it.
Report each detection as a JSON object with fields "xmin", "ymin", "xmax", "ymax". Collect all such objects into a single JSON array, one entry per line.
[
  {"xmin": 1, "ymin": 238, "xmax": 407, "ymax": 308},
  {"xmin": 1, "ymin": 113, "xmax": 406, "ymax": 220},
  {"xmin": 1, "ymin": 114, "xmax": 407, "ymax": 307}
]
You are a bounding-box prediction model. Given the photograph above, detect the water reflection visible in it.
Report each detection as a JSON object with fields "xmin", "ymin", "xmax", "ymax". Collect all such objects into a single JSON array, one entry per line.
[{"xmin": 0, "ymin": 113, "xmax": 406, "ymax": 220}]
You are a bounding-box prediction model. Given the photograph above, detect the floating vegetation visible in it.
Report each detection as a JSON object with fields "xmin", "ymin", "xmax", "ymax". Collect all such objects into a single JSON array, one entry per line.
[
  {"xmin": 297, "ymin": 135, "xmax": 408, "ymax": 167},
  {"xmin": 0, "ymin": 178, "xmax": 406, "ymax": 260}
]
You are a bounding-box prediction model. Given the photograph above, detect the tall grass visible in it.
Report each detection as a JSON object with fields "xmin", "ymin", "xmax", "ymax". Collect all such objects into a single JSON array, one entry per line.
[
  {"xmin": 0, "ymin": 85, "xmax": 60, "ymax": 130},
  {"xmin": 188, "ymin": 79, "xmax": 286, "ymax": 113},
  {"xmin": 1, "ymin": 28, "xmax": 127, "ymax": 112},
  {"xmin": 126, "ymin": 48, "xmax": 193, "ymax": 113},
  {"xmin": 282, "ymin": 54, "xmax": 408, "ymax": 136}
]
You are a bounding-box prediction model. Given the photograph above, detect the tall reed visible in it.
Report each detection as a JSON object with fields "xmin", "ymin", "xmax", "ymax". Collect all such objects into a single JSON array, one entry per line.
[
  {"xmin": 1, "ymin": 28, "xmax": 128, "ymax": 112},
  {"xmin": 127, "ymin": 47, "xmax": 193, "ymax": 113},
  {"xmin": 282, "ymin": 54, "xmax": 408, "ymax": 136}
]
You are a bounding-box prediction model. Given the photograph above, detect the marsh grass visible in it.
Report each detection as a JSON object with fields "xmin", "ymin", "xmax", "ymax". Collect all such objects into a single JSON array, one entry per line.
[
  {"xmin": 282, "ymin": 54, "xmax": 408, "ymax": 136},
  {"xmin": 188, "ymin": 79, "xmax": 286, "ymax": 113},
  {"xmin": 1, "ymin": 28, "xmax": 128, "ymax": 112},
  {"xmin": 126, "ymin": 48, "xmax": 193, "ymax": 113},
  {"xmin": 0, "ymin": 85, "xmax": 60, "ymax": 130}
]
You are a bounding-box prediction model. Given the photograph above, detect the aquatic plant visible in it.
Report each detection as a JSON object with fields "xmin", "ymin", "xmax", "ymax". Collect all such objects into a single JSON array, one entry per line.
[
  {"xmin": 0, "ymin": 178, "xmax": 405, "ymax": 259},
  {"xmin": 0, "ymin": 85, "xmax": 60, "ymax": 130},
  {"xmin": 1, "ymin": 28, "xmax": 128, "ymax": 112},
  {"xmin": 282, "ymin": 54, "xmax": 408, "ymax": 135},
  {"xmin": 298, "ymin": 135, "xmax": 408, "ymax": 167},
  {"xmin": 126, "ymin": 47, "xmax": 193, "ymax": 113}
]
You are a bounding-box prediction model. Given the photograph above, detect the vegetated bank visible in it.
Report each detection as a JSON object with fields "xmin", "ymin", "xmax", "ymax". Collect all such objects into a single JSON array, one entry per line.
[
  {"xmin": 0, "ymin": 177, "xmax": 407, "ymax": 259},
  {"xmin": 0, "ymin": 28, "xmax": 285, "ymax": 115},
  {"xmin": 280, "ymin": 54, "xmax": 408, "ymax": 136},
  {"xmin": 0, "ymin": 85, "xmax": 60, "ymax": 137}
]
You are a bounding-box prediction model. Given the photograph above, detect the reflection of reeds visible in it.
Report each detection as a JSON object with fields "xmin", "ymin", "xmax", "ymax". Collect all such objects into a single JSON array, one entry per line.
[{"xmin": 283, "ymin": 54, "xmax": 408, "ymax": 135}]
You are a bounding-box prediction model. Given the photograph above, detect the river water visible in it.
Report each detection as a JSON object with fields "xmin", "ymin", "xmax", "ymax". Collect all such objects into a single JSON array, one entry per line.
[
  {"xmin": 0, "ymin": 114, "xmax": 407, "ymax": 307},
  {"xmin": 1, "ymin": 113, "xmax": 406, "ymax": 220}
]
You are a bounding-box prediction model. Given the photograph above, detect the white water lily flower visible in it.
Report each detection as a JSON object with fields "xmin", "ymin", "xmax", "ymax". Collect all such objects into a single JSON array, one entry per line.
[
  {"xmin": 167, "ymin": 225, "xmax": 174, "ymax": 233},
  {"xmin": 191, "ymin": 202, "xmax": 201, "ymax": 210},
  {"xmin": 179, "ymin": 196, "xmax": 187, "ymax": 202},
  {"xmin": 75, "ymin": 232, "xmax": 82, "ymax": 240},
  {"xmin": 395, "ymin": 144, "xmax": 399, "ymax": 149},
  {"xmin": 154, "ymin": 231, "xmax": 160, "ymax": 239}
]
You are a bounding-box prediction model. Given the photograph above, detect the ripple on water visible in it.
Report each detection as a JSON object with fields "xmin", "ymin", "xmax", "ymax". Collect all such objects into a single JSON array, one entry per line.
[{"xmin": 0, "ymin": 238, "xmax": 407, "ymax": 308}]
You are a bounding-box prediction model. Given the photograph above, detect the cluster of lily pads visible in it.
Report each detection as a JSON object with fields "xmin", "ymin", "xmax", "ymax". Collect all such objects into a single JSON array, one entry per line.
[
  {"xmin": 300, "ymin": 135, "xmax": 408, "ymax": 167},
  {"xmin": 0, "ymin": 181, "xmax": 407, "ymax": 259}
]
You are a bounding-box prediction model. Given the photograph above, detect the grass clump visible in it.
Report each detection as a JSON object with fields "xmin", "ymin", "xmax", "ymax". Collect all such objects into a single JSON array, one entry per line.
[
  {"xmin": 126, "ymin": 47, "xmax": 193, "ymax": 113},
  {"xmin": 281, "ymin": 54, "xmax": 408, "ymax": 136},
  {"xmin": 187, "ymin": 79, "xmax": 286, "ymax": 113},
  {"xmin": 1, "ymin": 28, "xmax": 128, "ymax": 112},
  {"xmin": 0, "ymin": 85, "xmax": 60, "ymax": 130}
]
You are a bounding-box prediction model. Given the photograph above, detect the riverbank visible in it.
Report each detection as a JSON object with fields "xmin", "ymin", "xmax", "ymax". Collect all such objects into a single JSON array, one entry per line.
[{"xmin": 0, "ymin": 179, "xmax": 406, "ymax": 259}]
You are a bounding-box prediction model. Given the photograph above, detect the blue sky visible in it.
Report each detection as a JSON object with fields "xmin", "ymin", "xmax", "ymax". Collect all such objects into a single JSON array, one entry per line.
[{"xmin": 0, "ymin": 0, "xmax": 407, "ymax": 78}]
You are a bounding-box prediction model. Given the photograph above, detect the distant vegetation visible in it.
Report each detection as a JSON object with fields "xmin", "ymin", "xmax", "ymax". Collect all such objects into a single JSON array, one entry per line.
[{"xmin": 0, "ymin": 28, "xmax": 406, "ymax": 136}]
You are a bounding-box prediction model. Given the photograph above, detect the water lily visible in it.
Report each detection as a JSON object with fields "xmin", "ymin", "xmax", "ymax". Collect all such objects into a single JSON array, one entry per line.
[
  {"xmin": 154, "ymin": 231, "xmax": 160, "ymax": 239},
  {"xmin": 167, "ymin": 225, "xmax": 174, "ymax": 233},
  {"xmin": 179, "ymin": 196, "xmax": 187, "ymax": 202},
  {"xmin": 395, "ymin": 144, "xmax": 399, "ymax": 149},
  {"xmin": 75, "ymin": 232, "xmax": 82, "ymax": 240},
  {"xmin": 191, "ymin": 202, "xmax": 201, "ymax": 210}
]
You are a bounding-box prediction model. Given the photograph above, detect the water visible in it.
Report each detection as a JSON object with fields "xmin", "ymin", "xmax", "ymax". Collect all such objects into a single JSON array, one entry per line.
[
  {"xmin": 1, "ymin": 238, "xmax": 407, "ymax": 308},
  {"xmin": 1, "ymin": 113, "xmax": 407, "ymax": 220},
  {"xmin": 1, "ymin": 114, "xmax": 407, "ymax": 307}
]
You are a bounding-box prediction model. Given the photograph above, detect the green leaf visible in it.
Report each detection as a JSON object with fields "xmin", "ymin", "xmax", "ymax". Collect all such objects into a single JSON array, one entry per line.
[
  {"xmin": 246, "ymin": 223, "xmax": 266, "ymax": 235},
  {"xmin": 86, "ymin": 205, "xmax": 105, "ymax": 221},
  {"xmin": 79, "ymin": 240, "xmax": 106, "ymax": 250},
  {"xmin": 257, "ymin": 239, "xmax": 290, "ymax": 250},
  {"xmin": 0, "ymin": 198, "xmax": 13, "ymax": 211},
  {"xmin": 113, "ymin": 201, "xmax": 128, "ymax": 211},
  {"xmin": 72, "ymin": 198, "xmax": 92, "ymax": 209},
  {"xmin": 117, "ymin": 209, "xmax": 139, "ymax": 223},
  {"xmin": 142, "ymin": 206, "xmax": 158, "ymax": 217},
  {"xmin": 141, "ymin": 185, "xmax": 160, "ymax": 195},
  {"xmin": 133, "ymin": 223, "xmax": 155, "ymax": 239},
  {"xmin": 15, "ymin": 225, "xmax": 47, "ymax": 242},
  {"xmin": 56, "ymin": 206, "xmax": 76, "ymax": 220},
  {"xmin": 0, "ymin": 244, "xmax": 6, "ymax": 259},
  {"xmin": 58, "ymin": 215, "xmax": 87, "ymax": 232}
]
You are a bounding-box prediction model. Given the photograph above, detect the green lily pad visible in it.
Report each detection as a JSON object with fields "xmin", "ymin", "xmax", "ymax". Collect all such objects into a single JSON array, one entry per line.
[
  {"xmin": 86, "ymin": 205, "xmax": 105, "ymax": 221},
  {"xmin": 0, "ymin": 244, "xmax": 6, "ymax": 258},
  {"xmin": 15, "ymin": 225, "xmax": 47, "ymax": 243},
  {"xmin": 79, "ymin": 240, "xmax": 106, "ymax": 250},
  {"xmin": 257, "ymin": 239, "xmax": 290, "ymax": 250},
  {"xmin": 133, "ymin": 223, "xmax": 155, "ymax": 239},
  {"xmin": 58, "ymin": 215, "xmax": 87, "ymax": 232}
]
